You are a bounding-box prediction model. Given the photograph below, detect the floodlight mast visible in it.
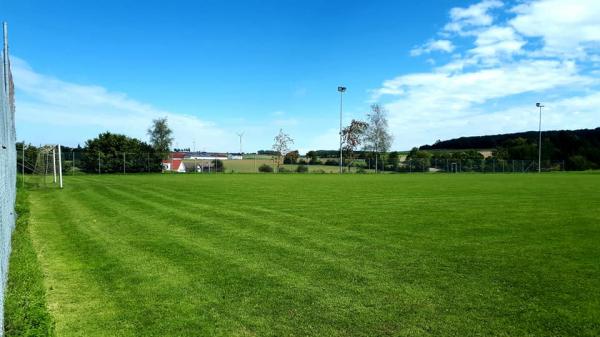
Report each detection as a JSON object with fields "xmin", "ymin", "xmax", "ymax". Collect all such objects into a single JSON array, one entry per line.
[
  {"xmin": 536, "ymin": 103, "xmax": 544, "ymax": 173},
  {"xmin": 338, "ymin": 86, "xmax": 346, "ymax": 174}
]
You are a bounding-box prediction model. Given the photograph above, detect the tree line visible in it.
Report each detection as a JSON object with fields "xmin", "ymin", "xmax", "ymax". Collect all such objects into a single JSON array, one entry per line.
[
  {"xmin": 18, "ymin": 118, "xmax": 174, "ymax": 174},
  {"xmin": 419, "ymin": 128, "xmax": 600, "ymax": 170}
]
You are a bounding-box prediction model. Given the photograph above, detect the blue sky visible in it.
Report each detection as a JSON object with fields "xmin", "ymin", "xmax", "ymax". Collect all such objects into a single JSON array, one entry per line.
[{"xmin": 5, "ymin": 0, "xmax": 600, "ymax": 152}]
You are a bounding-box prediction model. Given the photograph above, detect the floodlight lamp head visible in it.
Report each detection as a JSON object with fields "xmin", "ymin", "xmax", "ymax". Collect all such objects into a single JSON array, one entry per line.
[
  {"xmin": 338, "ymin": 86, "xmax": 347, "ymax": 93},
  {"xmin": 536, "ymin": 102, "xmax": 543, "ymax": 107}
]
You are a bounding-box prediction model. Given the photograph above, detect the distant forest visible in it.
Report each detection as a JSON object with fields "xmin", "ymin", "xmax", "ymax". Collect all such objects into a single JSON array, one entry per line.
[{"xmin": 420, "ymin": 128, "xmax": 600, "ymax": 170}]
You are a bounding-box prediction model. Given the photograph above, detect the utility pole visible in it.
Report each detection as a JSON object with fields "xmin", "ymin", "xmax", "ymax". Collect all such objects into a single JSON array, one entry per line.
[
  {"xmin": 337, "ymin": 86, "xmax": 346, "ymax": 174},
  {"xmin": 536, "ymin": 103, "xmax": 544, "ymax": 173}
]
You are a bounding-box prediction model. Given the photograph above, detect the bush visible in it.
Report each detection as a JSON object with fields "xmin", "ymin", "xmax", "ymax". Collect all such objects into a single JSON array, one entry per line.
[
  {"xmin": 324, "ymin": 159, "xmax": 339, "ymax": 166},
  {"xmin": 356, "ymin": 167, "xmax": 367, "ymax": 174},
  {"xmin": 296, "ymin": 165, "xmax": 308, "ymax": 173},
  {"xmin": 278, "ymin": 167, "xmax": 289, "ymax": 173},
  {"xmin": 258, "ymin": 164, "xmax": 273, "ymax": 173},
  {"xmin": 298, "ymin": 159, "xmax": 307, "ymax": 165}
]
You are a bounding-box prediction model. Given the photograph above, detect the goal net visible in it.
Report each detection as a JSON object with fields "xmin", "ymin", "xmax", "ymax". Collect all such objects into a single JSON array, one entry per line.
[{"xmin": 29, "ymin": 144, "xmax": 64, "ymax": 189}]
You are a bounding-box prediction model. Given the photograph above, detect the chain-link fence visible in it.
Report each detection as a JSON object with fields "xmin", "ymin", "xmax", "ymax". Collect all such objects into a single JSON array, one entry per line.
[
  {"xmin": 16, "ymin": 149, "xmax": 566, "ymax": 176},
  {"xmin": 1, "ymin": 22, "xmax": 16, "ymax": 336},
  {"xmin": 396, "ymin": 158, "xmax": 564, "ymax": 173}
]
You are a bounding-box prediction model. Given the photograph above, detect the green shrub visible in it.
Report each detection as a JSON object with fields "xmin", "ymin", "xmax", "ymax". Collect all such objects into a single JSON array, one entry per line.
[
  {"xmin": 258, "ymin": 164, "xmax": 273, "ymax": 173},
  {"xmin": 296, "ymin": 165, "xmax": 308, "ymax": 173}
]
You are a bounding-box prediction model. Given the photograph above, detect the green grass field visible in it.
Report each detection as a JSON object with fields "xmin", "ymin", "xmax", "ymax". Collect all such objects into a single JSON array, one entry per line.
[{"xmin": 18, "ymin": 173, "xmax": 600, "ymax": 336}]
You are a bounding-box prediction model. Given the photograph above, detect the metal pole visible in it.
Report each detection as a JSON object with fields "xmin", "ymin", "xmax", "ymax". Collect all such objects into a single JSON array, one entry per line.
[
  {"xmin": 3, "ymin": 23, "xmax": 8, "ymax": 95},
  {"xmin": 339, "ymin": 89, "xmax": 343, "ymax": 174},
  {"xmin": 52, "ymin": 147, "xmax": 57, "ymax": 183},
  {"xmin": 22, "ymin": 143, "xmax": 25, "ymax": 187},
  {"xmin": 58, "ymin": 144, "xmax": 63, "ymax": 189},
  {"xmin": 538, "ymin": 104, "xmax": 543, "ymax": 173}
]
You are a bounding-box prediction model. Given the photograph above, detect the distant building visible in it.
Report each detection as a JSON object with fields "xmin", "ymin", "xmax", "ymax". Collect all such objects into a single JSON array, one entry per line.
[
  {"xmin": 184, "ymin": 151, "xmax": 229, "ymax": 161},
  {"xmin": 162, "ymin": 158, "xmax": 186, "ymax": 173},
  {"xmin": 162, "ymin": 152, "xmax": 187, "ymax": 173}
]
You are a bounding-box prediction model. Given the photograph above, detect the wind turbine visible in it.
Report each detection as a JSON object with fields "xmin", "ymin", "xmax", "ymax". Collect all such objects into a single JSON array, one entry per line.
[{"xmin": 236, "ymin": 132, "xmax": 244, "ymax": 154}]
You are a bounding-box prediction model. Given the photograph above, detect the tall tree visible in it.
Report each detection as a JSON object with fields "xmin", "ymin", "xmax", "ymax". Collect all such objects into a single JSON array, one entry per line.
[
  {"xmin": 272, "ymin": 129, "xmax": 294, "ymax": 172},
  {"xmin": 147, "ymin": 117, "xmax": 173, "ymax": 159},
  {"xmin": 342, "ymin": 119, "xmax": 369, "ymax": 168},
  {"xmin": 364, "ymin": 104, "xmax": 393, "ymax": 173},
  {"xmin": 81, "ymin": 132, "xmax": 162, "ymax": 173}
]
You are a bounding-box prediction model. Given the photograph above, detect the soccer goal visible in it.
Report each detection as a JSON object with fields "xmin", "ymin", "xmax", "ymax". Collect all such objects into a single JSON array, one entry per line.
[{"xmin": 30, "ymin": 144, "xmax": 63, "ymax": 188}]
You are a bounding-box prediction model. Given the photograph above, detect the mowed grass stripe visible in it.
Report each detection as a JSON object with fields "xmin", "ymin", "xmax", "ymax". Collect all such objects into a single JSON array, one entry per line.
[
  {"xmin": 87, "ymin": 180, "xmax": 428, "ymax": 334},
  {"xmin": 29, "ymin": 189, "xmax": 135, "ymax": 336},
  {"xmin": 60, "ymin": 180, "xmax": 406, "ymax": 336},
  {"xmin": 35, "ymin": 180, "xmax": 267, "ymax": 336},
  {"xmin": 27, "ymin": 173, "xmax": 600, "ymax": 337}
]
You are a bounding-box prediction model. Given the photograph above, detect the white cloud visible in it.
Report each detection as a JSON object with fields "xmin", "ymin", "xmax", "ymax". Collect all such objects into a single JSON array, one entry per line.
[
  {"xmin": 375, "ymin": 60, "xmax": 591, "ymax": 111},
  {"xmin": 12, "ymin": 57, "xmax": 234, "ymax": 151},
  {"xmin": 410, "ymin": 39, "xmax": 455, "ymax": 56},
  {"xmin": 469, "ymin": 26, "xmax": 525, "ymax": 61},
  {"xmin": 510, "ymin": 0, "xmax": 600, "ymax": 57},
  {"xmin": 444, "ymin": 0, "xmax": 503, "ymax": 33},
  {"xmin": 372, "ymin": 0, "xmax": 600, "ymax": 149}
]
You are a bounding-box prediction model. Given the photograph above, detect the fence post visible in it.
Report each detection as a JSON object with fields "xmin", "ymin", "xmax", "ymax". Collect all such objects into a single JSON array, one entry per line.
[
  {"xmin": 22, "ymin": 143, "xmax": 25, "ymax": 187},
  {"xmin": 521, "ymin": 160, "xmax": 524, "ymax": 173}
]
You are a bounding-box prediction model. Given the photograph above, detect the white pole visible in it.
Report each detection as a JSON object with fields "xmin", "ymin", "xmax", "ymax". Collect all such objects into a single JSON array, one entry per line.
[
  {"xmin": 339, "ymin": 90, "xmax": 343, "ymax": 174},
  {"xmin": 52, "ymin": 147, "xmax": 57, "ymax": 183},
  {"xmin": 58, "ymin": 144, "xmax": 63, "ymax": 189},
  {"xmin": 538, "ymin": 105, "xmax": 543, "ymax": 173}
]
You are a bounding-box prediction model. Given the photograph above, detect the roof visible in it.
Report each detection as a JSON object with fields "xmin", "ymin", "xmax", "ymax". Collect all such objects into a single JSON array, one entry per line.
[
  {"xmin": 171, "ymin": 160, "xmax": 183, "ymax": 171},
  {"xmin": 171, "ymin": 152, "xmax": 186, "ymax": 159}
]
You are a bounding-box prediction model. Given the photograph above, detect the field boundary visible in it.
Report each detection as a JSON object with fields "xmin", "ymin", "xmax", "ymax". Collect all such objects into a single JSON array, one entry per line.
[{"xmin": 3, "ymin": 188, "xmax": 55, "ymax": 337}]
